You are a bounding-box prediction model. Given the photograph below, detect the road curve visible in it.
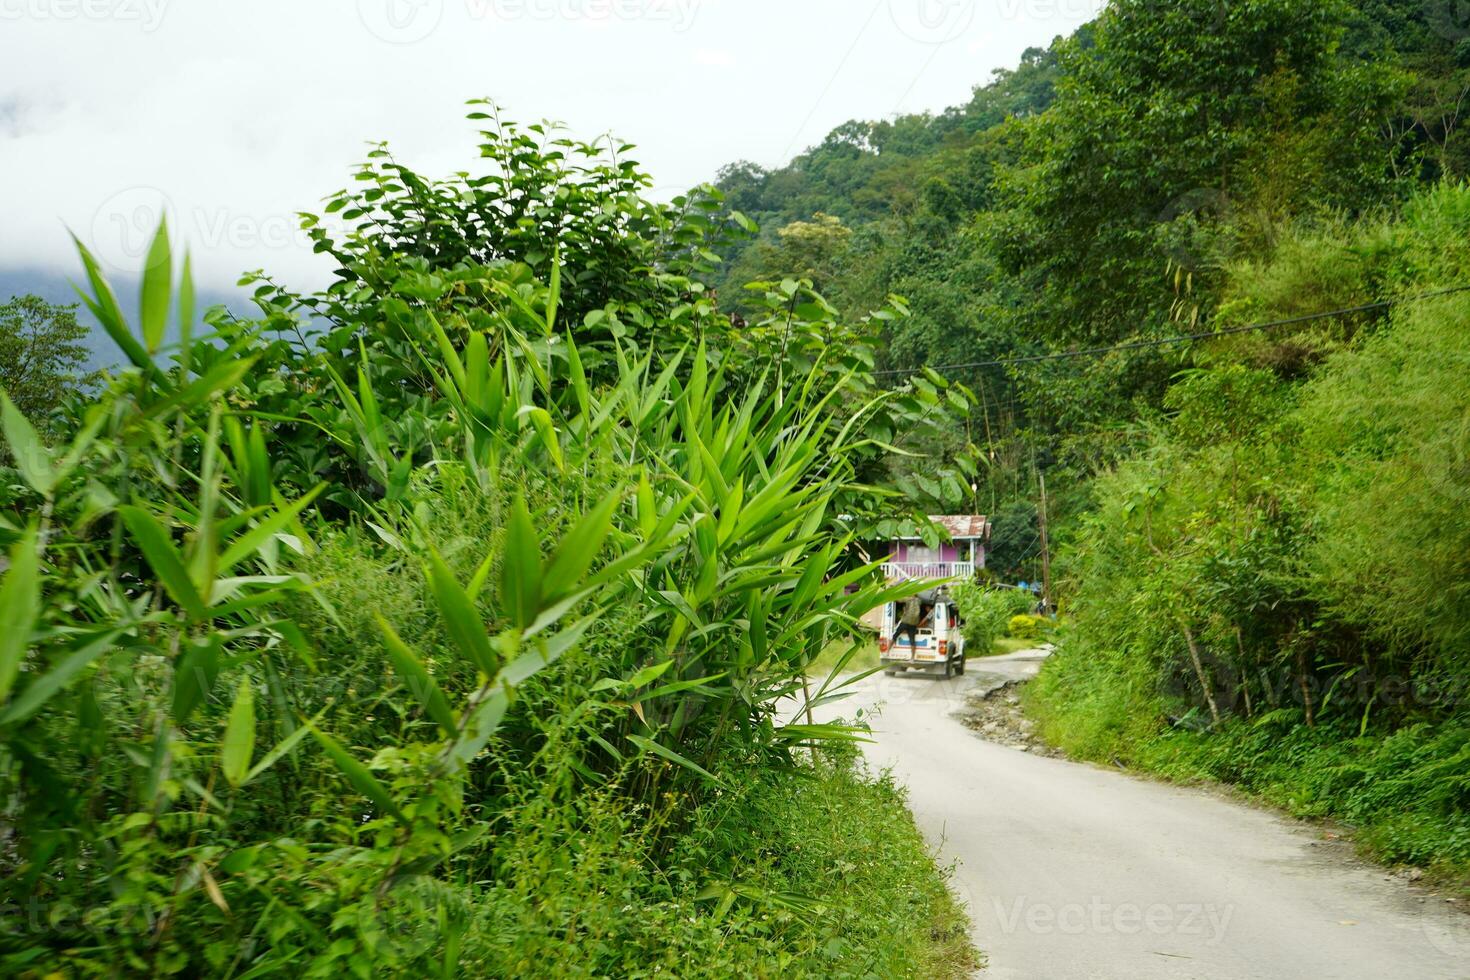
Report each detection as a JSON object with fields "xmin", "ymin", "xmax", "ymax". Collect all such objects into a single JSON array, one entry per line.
[{"xmin": 809, "ymin": 651, "xmax": 1470, "ymax": 980}]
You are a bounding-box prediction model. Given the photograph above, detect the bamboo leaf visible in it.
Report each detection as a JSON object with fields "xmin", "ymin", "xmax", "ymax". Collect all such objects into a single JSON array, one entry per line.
[
  {"xmin": 635, "ymin": 469, "xmax": 656, "ymax": 539},
  {"xmin": 172, "ymin": 634, "xmax": 222, "ymax": 723},
  {"xmin": 69, "ymin": 233, "xmax": 170, "ymax": 389},
  {"xmin": 772, "ymin": 723, "xmax": 872, "ymax": 745},
  {"xmin": 424, "ymin": 310, "xmax": 467, "ymax": 393},
  {"xmin": 307, "ymin": 724, "xmax": 406, "ymax": 823},
  {"xmin": 426, "ymin": 549, "xmax": 498, "ymax": 675},
  {"xmin": 217, "ymin": 484, "xmax": 325, "ymax": 574},
  {"xmin": 565, "ymin": 332, "xmax": 590, "ymax": 418},
  {"xmin": 627, "ymin": 733, "xmax": 721, "ymax": 784},
  {"xmin": 140, "ymin": 221, "xmax": 172, "ymax": 352},
  {"xmin": 375, "ymin": 613, "xmax": 458, "ymax": 736},
  {"xmin": 119, "ymin": 505, "xmax": 210, "ymax": 620},
  {"xmin": 140, "ymin": 354, "xmax": 258, "ymax": 421},
  {"xmin": 500, "ymin": 612, "xmax": 598, "ymax": 686},
  {"xmin": 0, "ymin": 529, "xmax": 40, "ymax": 706},
  {"xmin": 501, "ymin": 493, "xmax": 542, "ymax": 629},
  {"xmin": 0, "ymin": 628, "xmax": 118, "ymax": 727},
  {"xmin": 221, "ymin": 675, "xmax": 256, "ymax": 788},
  {"xmin": 448, "ymin": 687, "xmax": 509, "ymax": 767},
  {"xmin": 524, "ymin": 407, "xmax": 564, "ymax": 473},
  {"xmin": 242, "ymin": 708, "xmax": 323, "ymax": 786},
  {"xmin": 178, "ymin": 250, "xmax": 195, "ymax": 379},
  {"xmin": 624, "ymin": 660, "xmax": 674, "ymax": 690},
  {"xmin": 545, "ymin": 244, "xmax": 561, "ymax": 336},
  {"xmin": 0, "ymin": 388, "xmax": 55, "ymax": 497},
  {"xmin": 542, "ymin": 490, "xmax": 619, "ymax": 601}
]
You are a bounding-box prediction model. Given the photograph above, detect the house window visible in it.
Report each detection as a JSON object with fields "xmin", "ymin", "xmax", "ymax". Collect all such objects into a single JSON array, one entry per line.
[{"xmin": 907, "ymin": 546, "xmax": 940, "ymax": 565}]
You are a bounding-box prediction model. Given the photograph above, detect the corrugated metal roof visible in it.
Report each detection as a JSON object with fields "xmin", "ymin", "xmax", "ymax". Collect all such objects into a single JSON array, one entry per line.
[
  {"xmin": 895, "ymin": 515, "xmax": 990, "ymax": 540},
  {"xmin": 932, "ymin": 515, "xmax": 990, "ymax": 539}
]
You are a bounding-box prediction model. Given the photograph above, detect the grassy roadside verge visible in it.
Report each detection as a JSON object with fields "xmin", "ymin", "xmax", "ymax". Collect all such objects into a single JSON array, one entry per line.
[
  {"xmin": 1025, "ymin": 647, "xmax": 1470, "ymax": 894},
  {"xmin": 498, "ymin": 745, "xmax": 981, "ymax": 977},
  {"xmin": 674, "ymin": 747, "xmax": 981, "ymax": 978},
  {"xmin": 987, "ymin": 636, "xmax": 1041, "ymax": 657}
]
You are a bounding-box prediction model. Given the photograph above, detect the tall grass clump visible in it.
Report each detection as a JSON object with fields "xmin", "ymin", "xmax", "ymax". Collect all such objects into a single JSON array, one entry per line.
[{"xmin": 0, "ymin": 106, "xmax": 977, "ymax": 976}]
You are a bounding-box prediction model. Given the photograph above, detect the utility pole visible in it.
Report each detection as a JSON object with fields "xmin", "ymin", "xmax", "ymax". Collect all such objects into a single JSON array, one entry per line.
[{"xmin": 1037, "ymin": 469, "xmax": 1053, "ymax": 615}]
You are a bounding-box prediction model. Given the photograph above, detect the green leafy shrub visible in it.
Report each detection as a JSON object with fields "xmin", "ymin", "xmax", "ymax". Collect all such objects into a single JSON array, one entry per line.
[
  {"xmin": 1007, "ymin": 614, "xmax": 1043, "ymax": 640},
  {"xmin": 0, "ymin": 107, "xmax": 976, "ymax": 976},
  {"xmin": 952, "ymin": 583, "xmax": 1035, "ymax": 652}
]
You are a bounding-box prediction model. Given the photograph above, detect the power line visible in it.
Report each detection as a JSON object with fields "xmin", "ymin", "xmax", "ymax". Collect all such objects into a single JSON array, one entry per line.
[{"xmin": 873, "ymin": 285, "xmax": 1470, "ymax": 378}]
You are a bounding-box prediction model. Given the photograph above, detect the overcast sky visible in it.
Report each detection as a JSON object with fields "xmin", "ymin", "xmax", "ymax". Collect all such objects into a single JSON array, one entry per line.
[{"xmin": 1, "ymin": 0, "xmax": 1100, "ymax": 293}]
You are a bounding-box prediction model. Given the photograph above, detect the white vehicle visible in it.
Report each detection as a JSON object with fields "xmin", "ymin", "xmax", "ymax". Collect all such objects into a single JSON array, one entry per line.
[{"xmin": 877, "ymin": 593, "xmax": 966, "ymax": 678}]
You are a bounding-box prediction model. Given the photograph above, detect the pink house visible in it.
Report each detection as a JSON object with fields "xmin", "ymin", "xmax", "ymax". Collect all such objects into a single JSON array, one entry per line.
[{"xmin": 883, "ymin": 515, "xmax": 990, "ymax": 583}]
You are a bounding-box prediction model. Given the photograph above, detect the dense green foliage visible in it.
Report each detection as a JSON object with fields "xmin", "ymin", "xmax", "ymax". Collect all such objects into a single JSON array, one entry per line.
[
  {"xmin": 710, "ymin": 0, "xmax": 1470, "ymax": 881},
  {"xmin": 713, "ymin": 0, "xmax": 1470, "ymax": 557},
  {"xmin": 1029, "ymin": 184, "xmax": 1470, "ymax": 879},
  {"xmin": 951, "ymin": 583, "xmax": 1037, "ymax": 653},
  {"xmin": 0, "ymin": 109, "xmax": 977, "ymax": 976},
  {"xmin": 0, "ymin": 295, "xmax": 98, "ymax": 428}
]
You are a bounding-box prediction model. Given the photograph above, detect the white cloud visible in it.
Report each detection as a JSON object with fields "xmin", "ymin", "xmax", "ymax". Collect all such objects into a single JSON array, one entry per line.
[{"xmin": 0, "ymin": 0, "xmax": 1096, "ymax": 292}]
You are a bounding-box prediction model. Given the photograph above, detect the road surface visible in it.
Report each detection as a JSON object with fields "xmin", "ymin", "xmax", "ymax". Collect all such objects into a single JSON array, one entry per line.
[{"xmin": 807, "ymin": 650, "xmax": 1470, "ymax": 979}]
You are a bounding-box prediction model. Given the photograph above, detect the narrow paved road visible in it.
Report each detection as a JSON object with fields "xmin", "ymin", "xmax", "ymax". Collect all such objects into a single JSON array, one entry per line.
[{"xmin": 809, "ymin": 651, "xmax": 1470, "ymax": 980}]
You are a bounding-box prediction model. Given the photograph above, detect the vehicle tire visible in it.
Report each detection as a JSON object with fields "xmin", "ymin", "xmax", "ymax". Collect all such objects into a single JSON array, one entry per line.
[
  {"xmin": 942, "ymin": 660, "xmax": 953, "ymax": 680},
  {"xmin": 956, "ymin": 657, "xmax": 966, "ymax": 676}
]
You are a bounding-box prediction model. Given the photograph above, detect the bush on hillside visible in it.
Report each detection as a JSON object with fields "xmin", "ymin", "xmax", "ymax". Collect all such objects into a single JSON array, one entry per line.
[
  {"xmin": 1030, "ymin": 183, "xmax": 1470, "ymax": 876},
  {"xmin": 952, "ymin": 583, "xmax": 1036, "ymax": 651}
]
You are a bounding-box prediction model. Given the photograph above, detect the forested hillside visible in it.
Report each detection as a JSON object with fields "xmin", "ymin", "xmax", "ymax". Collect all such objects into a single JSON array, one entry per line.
[
  {"xmin": 713, "ymin": 0, "xmax": 1470, "ymax": 564},
  {"xmin": 713, "ymin": 0, "xmax": 1470, "ymax": 882}
]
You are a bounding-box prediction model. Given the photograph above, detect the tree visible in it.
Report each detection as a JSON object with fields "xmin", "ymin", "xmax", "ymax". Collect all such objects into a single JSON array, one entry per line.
[
  {"xmin": 0, "ymin": 294, "xmax": 99, "ymax": 422},
  {"xmin": 989, "ymin": 0, "xmax": 1403, "ymax": 348}
]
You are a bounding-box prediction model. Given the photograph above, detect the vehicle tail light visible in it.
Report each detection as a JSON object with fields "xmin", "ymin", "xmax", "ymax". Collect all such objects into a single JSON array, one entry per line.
[
  {"xmin": 938, "ymin": 640, "xmax": 948, "ymax": 656},
  {"xmin": 878, "ymin": 637, "xmax": 889, "ymax": 653}
]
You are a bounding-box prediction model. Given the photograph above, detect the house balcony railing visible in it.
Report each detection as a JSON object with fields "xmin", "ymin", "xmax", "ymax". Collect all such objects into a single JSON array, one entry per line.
[{"xmin": 882, "ymin": 561, "xmax": 975, "ymax": 582}]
